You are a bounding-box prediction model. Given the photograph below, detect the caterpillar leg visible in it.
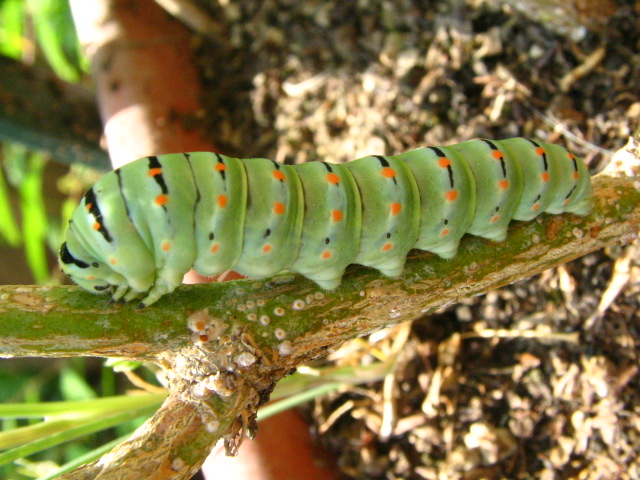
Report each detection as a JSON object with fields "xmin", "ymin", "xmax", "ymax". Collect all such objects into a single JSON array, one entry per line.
[
  {"xmin": 427, "ymin": 242, "xmax": 460, "ymax": 259},
  {"xmin": 112, "ymin": 285, "xmax": 130, "ymax": 302},
  {"xmin": 304, "ymin": 272, "xmax": 343, "ymax": 290},
  {"xmin": 138, "ymin": 277, "xmax": 181, "ymax": 308},
  {"xmin": 375, "ymin": 261, "xmax": 406, "ymax": 279},
  {"xmin": 123, "ymin": 289, "xmax": 141, "ymax": 303}
]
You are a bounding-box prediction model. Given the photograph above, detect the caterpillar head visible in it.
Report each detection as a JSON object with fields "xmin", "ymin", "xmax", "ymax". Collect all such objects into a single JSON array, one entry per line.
[
  {"xmin": 59, "ymin": 226, "xmax": 159, "ymax": 305},
  {"xmin": 59, "ymin": 241, "xmax": 119, "ymax": 296}
]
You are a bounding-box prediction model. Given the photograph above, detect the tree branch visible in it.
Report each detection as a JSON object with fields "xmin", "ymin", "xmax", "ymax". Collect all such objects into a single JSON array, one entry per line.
[{"xmin": 0, "ymin": 171, "xmax": 638, "ymax": 479}]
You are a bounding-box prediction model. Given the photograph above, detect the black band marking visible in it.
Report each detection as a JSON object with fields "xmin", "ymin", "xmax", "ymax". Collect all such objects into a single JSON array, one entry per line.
[
  {"xmin": 482, "ymin": 139, "xmax": 507, "ymax": 178},
  {"xmin": 84, "ymin": 188, "xmax": 113, "ymax": 242},
  {"xmin": 148, "ymin": 156, "xmax": 169, "ymax": 194},
  {"xmin": 214, "ymin": 153, "xmax": 226, "ymax": 181},
  {"xmin": 428, "ymin": 147, "xmax": 455, "ymax": 188},
  {"xmin": 60, "ymin": 242, "xmax": 90, "ymax": 268},
  {"xmin": 375, "ymin": 155, "xmax": 397, "ymax": 185},
  {"xmin": 527, "ymin": 138, "xmax": 549, "ymax": 172},
  {"xmin": 564, "ymin": 184, "xmax": 577, "ymax": 200},
  {"xmin": 115, "ymin": 168, "xmax": 133, "ymax": 222},
  {"xmin": 185, "ymin": 153, "xmax": 201, "ymax": 228}
]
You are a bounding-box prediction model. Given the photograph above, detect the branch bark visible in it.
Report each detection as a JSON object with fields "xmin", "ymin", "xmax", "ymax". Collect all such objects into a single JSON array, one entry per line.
[{"xmin": 0, "ymin": 171, "xmax": 638, "ymax": 479}]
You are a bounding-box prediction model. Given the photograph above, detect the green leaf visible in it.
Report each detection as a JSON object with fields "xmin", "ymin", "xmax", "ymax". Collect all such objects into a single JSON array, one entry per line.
[
  {"xmin": 59, "ymin": 366, "xmax": 96, "ymax": 402},
  {"xmin": 0, "ymin": 0, "xmax": 26, "ymax": 60},
  {"xmin": 103, "ymin": 358, "xmax": 143, "ymax": 373},
  {"xmin": 28, "ymin": 0, "xmax": 84, "ymax": 82},
  {"xmin": 0, "ymin": 158, "xmax": 21, "ymax": 246},
  {"xmin": 18, "ymin": 152, "xmax": 50, "ymax": 284}
]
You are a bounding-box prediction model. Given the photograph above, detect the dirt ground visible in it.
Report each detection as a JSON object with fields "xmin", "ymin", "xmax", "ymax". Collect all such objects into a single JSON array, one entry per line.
[{"xmin": 188, "ymin": 0, "xmax": 640, "ymax": 478}]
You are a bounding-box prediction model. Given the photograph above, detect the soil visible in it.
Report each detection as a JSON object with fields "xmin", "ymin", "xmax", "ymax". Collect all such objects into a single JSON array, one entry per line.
[{"xmin": 186, "ymin": 0, "xmax": 640, "ymax": 478}]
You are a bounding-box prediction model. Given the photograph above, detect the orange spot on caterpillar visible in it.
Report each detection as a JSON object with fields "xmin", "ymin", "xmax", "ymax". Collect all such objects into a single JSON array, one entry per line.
[
  {"xmin": 531, "ymin": 203, "xmax": 541, "ymax": 211},
  {"xmin": 109, "ymin": 257, "xmax": 117, "ymax": 265},
  {"xmin": 93, "ymin": 222, "xmax": 101, "ymax": 231},
  {"xmin": 210, "ymin": 244, "xmax": 219, "ymax": 254},
  {"xmin": 490, "ymin": 214, "xmax": 501, "ymax": 224},
  {"xmin": 440, "ymin": 228, "xmax": 450, "ymax": 237},
  {"xmin": 217, "ymin": 195, "xmax": 228, "ymax": 208},
  {"xmin": 321, "ymin": 250, "xmax": 332, "ymax": 260},
  {"xmin": 492, "ymin": 150, "xmax": 504, "ymax": 160},
  {"xmin": 573, "ymin": 171, "xmax": 579, "ymax": 180},
  {"xmin": 85, "ymin": 203, "xmax": 92, "ymax": 212},
  {"xmin": 326, "ymin": 173, "xmax": 340, "ymax": 185},
  {"xmin": 155, "ymin": 194, "xmax": 168, "ymax": 206},
  {"xmin": 381, "ymin": 167, "xmax": 396, "ymax": 178},
  {"xmin": 215, "ymin": 163, "xmax": 226, "ymax": 172},
  {"xmin": 273, "ymin": 202, "xmax": 286, "ymax": 215},
  {"xmin": 390, "ymin": 202, "xmax": 402, "ymax": 215},
  {"xmin": 568, "ymin": 152, "xmax": 576, "ymax": 160},
  {"xmin": 331, "ymin": 209, "xmax": 343, "ymax": 222},
  {"xmin": 382, "ymin": 242, "xmax": 393, "ymax": 252},
  {"xmin": 535, "ymin": 147, "xmax": 546, "ymax": 156},
  {"xmin": 272, "ymin": 170, "xmax": 286, "ymax": 181},
  {"xmin": 445, "ymin": 190, "xmax": 458, "ymax": 202},
  {"xmin": 87, "ymin": 275, "xmax": 96, "ymax": 280},
  {"xmin": 262, "ymin": 244, "xmax": 272, "ymax": 254},
  {"xmin": 541, "ymin": 171, "xmax": 550, "ymax": 182},
  {"xmin": 438, "ymin": 157, "xmax": 451, "ymax": 168},
  {"xmin": 148, "ymin": 168, "xmax": 162, "ymax": 176},
  {"xmin": 562, "ymin": 198, "xmax": 571, "ymax": 205},
  {"xmin": 498, "ymin": 180, "xmax": 509, "ymax": 190},
  {"xmin": 161, "ymin": 241, "xmax": 171, "ymax": 252}
]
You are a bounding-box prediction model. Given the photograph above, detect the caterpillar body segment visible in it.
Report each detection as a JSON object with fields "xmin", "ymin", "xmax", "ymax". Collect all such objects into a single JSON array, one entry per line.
[
  {"xmin": 395, "ymin": 145, "xmax": 476, "ymax": 258},
  {"xmin": 288, "ymin": 162, "xmax": 361, "ymax": 289},
  {"xmin": 231, "ymin": 158, "xmax": 304, "ymax": 279},
  {"xmin": 191, "ymin": 152, "xmax": 247, "ymax": 277},
  {"xmin": 59, "ymin": 138, "xmax": 593, "ymax": 307},
  {"xmin": 347, "ymin": 155, "xmax": 421, "ymax": 277}
]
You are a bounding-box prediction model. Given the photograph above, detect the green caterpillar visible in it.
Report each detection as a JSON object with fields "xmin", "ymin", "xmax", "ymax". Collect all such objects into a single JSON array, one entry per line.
[{"xmin": 59, "ymin": 138, "xmax": 592, "ymax": 307}]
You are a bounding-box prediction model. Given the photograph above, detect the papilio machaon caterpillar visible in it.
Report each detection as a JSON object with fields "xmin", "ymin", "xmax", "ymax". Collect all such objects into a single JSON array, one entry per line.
[{"xmin": 59, "ymin": 138, "xmax": 593, "ymax": 307}]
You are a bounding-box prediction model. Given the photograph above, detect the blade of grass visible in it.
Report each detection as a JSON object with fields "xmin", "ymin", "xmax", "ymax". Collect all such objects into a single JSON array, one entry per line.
[
  {"xmin": 0, "ymin": 402, "xmax": 160, "ymax": 466},
  {"xmin": 0, "ymin": 417, "xmax": 81, "ymax": 450},
  {"xmin": 0, "ymin": 393, "xmax": 166, "ymax": 419},
  {"xmin": 270, "ymin": 360, "xmax": 392, "ymax": 401},
  {"xmin": 257, "ymin": 383, "xmax": 343, "ymax": 421},
  {"xmin": 35, "ymin": 433, "xmax": 130, "ymax": 480}
]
